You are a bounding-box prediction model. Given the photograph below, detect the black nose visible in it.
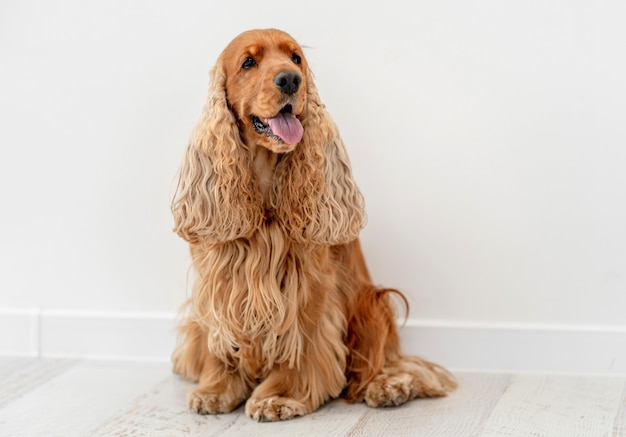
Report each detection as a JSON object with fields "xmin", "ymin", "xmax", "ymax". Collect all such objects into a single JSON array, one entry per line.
[{"xmin": 274, "ymin": 71, "xmax": 301, "ymax": 95}]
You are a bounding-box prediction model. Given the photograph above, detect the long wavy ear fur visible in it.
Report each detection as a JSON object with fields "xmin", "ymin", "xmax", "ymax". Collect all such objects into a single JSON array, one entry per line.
[
  {"xmin": 171, "ymin": 66, "xmax": 263, "ymax": 244},
  {"xmin": 272, "ymin": 72, "xmax": 366, "ymax": 245}
]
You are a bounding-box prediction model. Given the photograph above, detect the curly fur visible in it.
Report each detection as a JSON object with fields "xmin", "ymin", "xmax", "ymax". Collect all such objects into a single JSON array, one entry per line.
[
  {"xmin": 171, "ymin": 67, "xmax": 264, "ymax": 244},
  {"xmin": 171, "ymin": 28, "xmax": 456, "ymax": 422}
]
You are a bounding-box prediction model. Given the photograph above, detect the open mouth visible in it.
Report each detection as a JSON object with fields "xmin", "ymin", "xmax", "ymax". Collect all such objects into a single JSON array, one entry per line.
[{"xmin": 251, "ymin": 104, "xmax": 304, "ymax": 145}]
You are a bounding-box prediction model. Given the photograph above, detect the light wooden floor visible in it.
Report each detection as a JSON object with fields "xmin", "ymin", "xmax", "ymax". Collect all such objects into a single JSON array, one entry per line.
[{"xmin": 0, "ymin": 357, "xmax": 624, "ymax": 436}]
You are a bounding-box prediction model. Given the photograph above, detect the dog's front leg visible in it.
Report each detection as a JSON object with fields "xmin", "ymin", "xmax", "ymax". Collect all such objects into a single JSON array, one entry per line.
[
  {"xmin": 244, "ymin": 356, "xmax": 344, "ymax": 421},
  {"xmin": 244, "ymin": 362, "xmax": 313, "ymax": 421},
  {"xmin": 244, "ymin": 302, "xmax": 347, "ymax": 421},
  {"xmin": 187, "ymin": 351, "xmax": 252, "ymax": 415}
]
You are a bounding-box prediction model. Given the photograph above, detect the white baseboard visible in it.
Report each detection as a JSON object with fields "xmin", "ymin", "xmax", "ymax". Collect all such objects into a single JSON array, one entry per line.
[
  {"xmin": 1, "ymin": 309, "xmax": 625, "ymax": 374},
  {"xmin": 0, "ymin": 308, "xmax": 40, "ymax": 357},
  {"xmin": 399, "ymin": 319, "xmax": 626, "ymax": 375},
  {"xmin": 0, "ymin": 309, "xmax": 177, "ymax": 362}
]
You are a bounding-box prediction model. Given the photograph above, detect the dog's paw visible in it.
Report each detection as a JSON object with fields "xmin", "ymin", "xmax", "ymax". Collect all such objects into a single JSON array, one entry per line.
[
  {"xmin": 245, "ymin": 396, "xmax": 307, "ymax": 421},
  {"xmin": 187, "ymin": 389, "xmax": 243, "ymax": 415},
  {"xmin": 364, "ymin": 358, "xmax": 456, "ymax": 408},
  {"xmin": 364, "ymin": 372, "xmax": 415, "ymax": 407}
]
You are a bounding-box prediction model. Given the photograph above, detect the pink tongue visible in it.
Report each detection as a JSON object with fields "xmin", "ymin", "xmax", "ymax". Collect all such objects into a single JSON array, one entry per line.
[{"xmin": 267, "ymin": 113, "xmax": 304, "ymax": 145}]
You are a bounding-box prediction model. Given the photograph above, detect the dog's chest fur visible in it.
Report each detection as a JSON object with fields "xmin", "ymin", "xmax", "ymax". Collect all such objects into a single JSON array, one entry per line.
[{"xmin": 199, "ymin": 219, "xmax": 304, "ymax": 379}]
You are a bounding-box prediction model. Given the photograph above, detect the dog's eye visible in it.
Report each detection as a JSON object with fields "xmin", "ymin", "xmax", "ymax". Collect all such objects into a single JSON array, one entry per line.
[
  {"xmin": 242, "ymin": 57, "xmax": 257, "ymax": 70},
  {"xmin": 291, "ymin": 53, "xmax": 301, "ymax": 65}
]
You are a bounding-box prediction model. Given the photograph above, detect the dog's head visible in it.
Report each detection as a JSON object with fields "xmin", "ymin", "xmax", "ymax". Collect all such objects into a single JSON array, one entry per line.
[
  {"xmin": 173, "ymin": 29, "xmax": 365, "ymax": 245},
  {"xmin": 218, "ymin": 28, "xmax": 308, "ymax": 153}
]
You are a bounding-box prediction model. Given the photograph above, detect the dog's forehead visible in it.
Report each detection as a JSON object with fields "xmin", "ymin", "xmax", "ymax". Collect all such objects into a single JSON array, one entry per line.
[{"xmin": 224, "ymin": 29, "xmax": 303, "ymax": 59}]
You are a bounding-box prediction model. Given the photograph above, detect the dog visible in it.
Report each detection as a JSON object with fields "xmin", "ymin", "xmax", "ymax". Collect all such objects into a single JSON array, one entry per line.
[{"xmin": 171, "ymin": 28, "xmax": 456, "ymax": 422}]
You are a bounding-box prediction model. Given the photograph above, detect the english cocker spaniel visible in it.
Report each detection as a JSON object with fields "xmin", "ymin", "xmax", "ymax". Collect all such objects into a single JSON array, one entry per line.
[{"xmin": 171, "ymin": 28, "xmax": 456, "ymax": 422}]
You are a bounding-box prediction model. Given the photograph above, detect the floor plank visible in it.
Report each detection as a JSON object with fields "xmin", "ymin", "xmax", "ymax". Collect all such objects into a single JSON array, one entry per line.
[
  {"xmin": 91, "ymin": 375, "xmax": 242, "ymax": 436},
  {"xmin": 478, "ymin": 374, "xmax": 626, "ymax": 437},
  {"xmin": 614, "ymin": 380, "xmax": 626, "ymax": 437},
  {"xmin": 1, "ymin": 358, "xmax": 625, "ymax": 437},
  {"xmin": 0, "ymin": 360, "xmax": 168, "ymax": 437},
  {"xmin": 0, "ymin": 357, "xmax": 78, "ymax": 409}
]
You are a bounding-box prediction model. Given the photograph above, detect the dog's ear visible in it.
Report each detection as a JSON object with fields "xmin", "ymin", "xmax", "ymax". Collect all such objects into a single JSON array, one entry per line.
[
  {"xmin": 272, "ymin": 71, "xmax": 366, "ymax": 245},
  {"xmin": 171, "ymin": 66, "xmax": 263, "ymax": 244}
]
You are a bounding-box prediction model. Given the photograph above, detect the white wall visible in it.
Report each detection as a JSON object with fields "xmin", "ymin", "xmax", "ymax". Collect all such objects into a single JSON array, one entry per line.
[{"xmin": 1, "ymin": 0, "xmax": 625, "ymax": 329}]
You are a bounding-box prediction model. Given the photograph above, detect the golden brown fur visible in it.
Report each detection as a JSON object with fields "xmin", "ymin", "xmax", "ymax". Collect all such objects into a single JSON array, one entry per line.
[{"xmin": 171, "ymin": 28, "xmax": 456, "ymax": 421}]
